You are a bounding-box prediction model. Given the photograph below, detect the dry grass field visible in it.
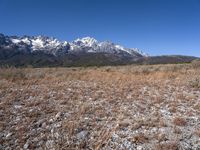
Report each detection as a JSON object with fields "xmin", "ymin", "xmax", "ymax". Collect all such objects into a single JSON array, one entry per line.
[{"xmin": 0, "ymin": 63, "xmax": 200, "ymax": 150}]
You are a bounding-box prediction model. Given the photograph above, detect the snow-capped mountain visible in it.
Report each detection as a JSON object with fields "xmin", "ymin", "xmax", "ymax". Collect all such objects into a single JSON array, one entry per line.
[
  {"xmin": 0, "ymin": 33, "xmax": 198, "ymax": 67},
  {"xmin": 0, "ymin": 33, "xmax": 147, "ymax": 57}
]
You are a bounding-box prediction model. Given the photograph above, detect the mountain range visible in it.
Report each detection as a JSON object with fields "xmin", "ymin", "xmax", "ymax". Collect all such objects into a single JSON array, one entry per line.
[{"xmin": 0, "ymin": 33, "xmax": 198, "ymax": 67}]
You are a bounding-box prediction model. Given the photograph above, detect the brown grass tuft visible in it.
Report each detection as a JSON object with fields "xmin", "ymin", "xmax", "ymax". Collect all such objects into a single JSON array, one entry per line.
[{"xmin": 173, "ymin": 117, "xmax": 187, "ymax": 126}]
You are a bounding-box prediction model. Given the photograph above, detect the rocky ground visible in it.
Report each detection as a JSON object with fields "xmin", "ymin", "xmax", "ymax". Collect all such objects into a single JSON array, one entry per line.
[{"xmin": 0, "ymin": 64, "xmax": 200, "ymax": 150}]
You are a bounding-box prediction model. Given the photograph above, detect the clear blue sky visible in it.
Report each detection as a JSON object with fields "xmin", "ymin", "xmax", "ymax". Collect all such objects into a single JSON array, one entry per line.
[{"xmin": 0, "ymin": 0, "xmax": 200, "ymax": 56}]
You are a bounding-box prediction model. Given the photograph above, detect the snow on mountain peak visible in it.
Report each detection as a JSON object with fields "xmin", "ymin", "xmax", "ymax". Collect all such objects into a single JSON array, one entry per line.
[
  {"xmin": 11, "ymin": 38, "xmax": 21, "ymax": 44},
  {"xmin": 0, "ymin": 33, "xmax": 147, "ymax": 57},
  {"xmin": 74, "ymin": 37, "xmax": 98, "ymax": 47},
  {"xmin": 32, "ymin": 38, "xmax": 45, "ymax": 50}
]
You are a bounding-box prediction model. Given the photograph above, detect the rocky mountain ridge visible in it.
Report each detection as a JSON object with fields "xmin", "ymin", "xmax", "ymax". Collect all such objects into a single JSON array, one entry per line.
[{"xmin": 0, "ymin": 33, "xmax": 146, "ymax": 57}]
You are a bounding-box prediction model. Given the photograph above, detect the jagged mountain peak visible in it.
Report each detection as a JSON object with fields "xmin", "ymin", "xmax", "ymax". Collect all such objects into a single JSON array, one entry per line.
[
  {"xmin": 75, "ymin": 36, "xmax": 97, "ymax": 42},
  {"xmin": 73, "ymin": 37, "xmax": 98, "ymax": 47}
]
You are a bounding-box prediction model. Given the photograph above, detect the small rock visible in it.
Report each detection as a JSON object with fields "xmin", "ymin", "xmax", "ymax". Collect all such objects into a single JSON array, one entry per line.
[
  {"xmin": 49, "ymin": 119, "xmax": 54, "ymax": 123},
  {"xmin": 63, "ymin": 112, "xmax": 70, "ymax": 119},
  {"xmin": 6, "ymin": 132, "xmax": 13, "ymax": 139},
  {"xmin": 38, "ymin": 140, "xmax": 44, "ymax": 147},
  {"xmin": 14, "ymin": 105, "xmax": 22, "ymax": 109},
  {"xmin": 137, "ymin": 145, "xmax": 143, "ymax": 150},
  {"xmin": 54, "ymin": 132, "xmax": 60, "ymax": 139},
  {"xmin": 84, "ymin": 117, "xmax": 89, "ymax": 120},
  {"xmin": 111, "ymin": 133, "xmax": 119, "ymax": 142},
  {"xmin": 46, "ymin": 140, "xmax": 54, "ymax": 149},
  {"xmin": 53, "ymin": 122, "xmax": 62, "ymax": 128},
  {"xmin": 77, "ymin": 130, "xmax": 88, "ymax": 141},
  {"xmin": 24, "ymin": 141, "xmax": 29, "ymax": 149},
  {"xmin": 33, "ymin": 137, "xmax": 39, "ymax": 142},
  {"xmin": 119, "ymin": 120, "xmax": 130, "ymax": 128},
  {"xmin": 55, "ymin": 112, "xmax": 62, "ymax": 120},
  {"xmin": 37, "ymin": 119, "xmax": 44, "ymax": 127},
  {"xmin": 42, "ymin": 122, "xmax": 47, "ymax": 128}
]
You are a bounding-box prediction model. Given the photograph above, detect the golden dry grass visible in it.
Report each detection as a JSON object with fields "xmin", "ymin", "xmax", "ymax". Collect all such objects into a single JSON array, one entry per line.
[{"xmin": 0, "ymin": 64, "xmax": 200, "ymax": 149}]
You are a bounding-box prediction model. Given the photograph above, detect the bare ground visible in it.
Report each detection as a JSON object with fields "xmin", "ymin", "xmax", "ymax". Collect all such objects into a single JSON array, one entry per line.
[{"xmin": 0, "ymin": 64, "xmax": 200, "ymax": 150}]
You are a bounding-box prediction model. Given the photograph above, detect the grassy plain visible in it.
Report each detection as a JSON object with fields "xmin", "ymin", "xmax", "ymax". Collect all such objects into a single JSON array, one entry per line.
[{"xmin": 0, "ymin": 63, "xmax": 200, "ymax": 149}]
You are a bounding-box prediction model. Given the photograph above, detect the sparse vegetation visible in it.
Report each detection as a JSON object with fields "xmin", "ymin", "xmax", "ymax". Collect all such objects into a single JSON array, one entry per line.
[
  {"xmin": 0, "ymin": 68, "xmax": 27, "ymax": 80},
  {"xmin": 191, "ymin": 59, "xmax": 200, "ymax": 68},
  {"xmin": 188, "ymin": 76, "xmax": 200, "ymax": 89},
  {"xmin": 155, "ymin": 142, "xmax": 179, "ymax": 150},
  {"xmin": 1, "ymin": 63, "xmax": 200, "ymax": 149},
  {"xmin": 173, "ymin": 117, "xmax": 187, "ymax": 126}
]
